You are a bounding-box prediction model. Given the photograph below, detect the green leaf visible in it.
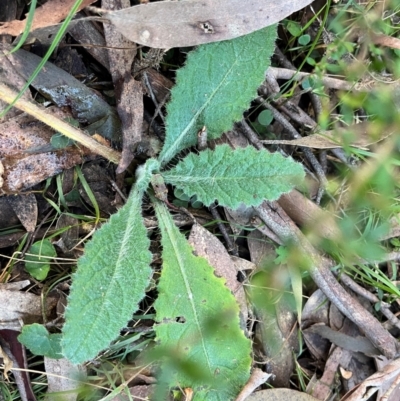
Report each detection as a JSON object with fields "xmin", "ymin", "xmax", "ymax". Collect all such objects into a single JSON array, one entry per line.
[
  {"xmin": 62, "ymin": 187, "xmax": 152, "ymax": 364},
  {"xmin": 135, "ymin": 158, "xmax": 161, "ymax": 193},
  {"xmin": 25, "ymin": 239, "xmax": 57, "ymax": 280},
  {"xmin": 257, "ymin": 109, "xmax": 274, "ymax": 126},
  {"xmin": 298, "ymin": 34, "xmax": 311, "ymax": 46},
  {"xmin": 286, "ymin": 20, "xmax": 302, "ymax": 37},
  {"xmin": 18, "ymin": 324, "xmax": 63, "ymax": 359},
  {"xmin": 152, "ymin": 198, "xmax": 251, "ymax": 400},
  {"xmin": 51, "ymin": 132, "xmax": 75, "ymax": 149},
  {"xmin": 162, "ymin": 145, "xmax": 305, "ymax": 209},
  {"xmin": 288, "ymin": 263, "xmax": 303, "ymax": 324},
  {"xmin": 158, "ymin": 26, "xmax": 277, "ymax": 166},
  {"xmin": 50, "ymin": 118, "xmax": 80, "ymax": 149}
]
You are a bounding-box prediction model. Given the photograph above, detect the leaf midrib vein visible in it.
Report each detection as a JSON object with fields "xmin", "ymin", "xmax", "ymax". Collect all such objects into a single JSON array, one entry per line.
[
  {"xmin": 161, "ymin": 206, "xmax": 213, "ymax": 374},
  {"xmin": 73, "ymin": 190, "xmax": 145, "ymax": 359},
  {"xmin": 160, "ymin": 52, "xmax": 240, "ymax": 166}
]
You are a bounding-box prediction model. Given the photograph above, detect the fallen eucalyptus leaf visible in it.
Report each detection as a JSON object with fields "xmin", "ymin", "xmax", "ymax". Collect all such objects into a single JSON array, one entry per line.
[
  {"xmin": 103, "ymin": 0, "xmax": 315, "ymax": 48},
  {"xmin": 247, "ymin": 388, "xmax": 320, "ymax": 401},
  {"xmin": 261, "ymin": 122, "xmax": 395, "ymax": 150}
]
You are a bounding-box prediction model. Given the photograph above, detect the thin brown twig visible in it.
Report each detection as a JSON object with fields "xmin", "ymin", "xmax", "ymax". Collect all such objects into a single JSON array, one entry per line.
[
  {"xmin": 254, "ymin": 201, "xmax": 399, "ymax": 359},
  {"xmin": 268, "ymin": 66, "xmax": 356, "ymax": 91},
  {"xmin": 262, "ymin": 102, "xmax": 327, "ymax": 203},
  {"xmin": 208, "ymin": 203, "xmax": 239, "ymax": 256},
  {"xmin": 337, "ymin": 272, "xmax": 400, "ymax": 331}
]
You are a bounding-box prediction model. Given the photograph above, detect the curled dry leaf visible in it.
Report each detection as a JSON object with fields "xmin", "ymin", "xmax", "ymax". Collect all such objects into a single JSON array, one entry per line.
[
  {"xmin": 261, "ymin": 122, "xmax": 395, "ymax": 150},
  {"xmin": 342, "ymin": 359, "xmax": 400, "ymax": 401},
  {"xmin": 103, "ymin": 0, "xmax": 315, "ymax": 48}
]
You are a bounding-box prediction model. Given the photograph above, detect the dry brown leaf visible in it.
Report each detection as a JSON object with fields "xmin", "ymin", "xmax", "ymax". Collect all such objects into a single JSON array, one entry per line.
[
  {"xmin": 0, "ymin": 329, "xmax": 37, "ymax": 401},
  {"xmin": 2, "ymin": 46, "xmax": 121, "ymax": 143},
  {"xmin": 6, "ymin": 193, "xmax": 37, "ymax": 233},
  {"xmin": 103, "ymin": 0, "xmax": 141, "ymax": 174},
  {"xmin": 44, "ymin": 357, "xmax": 87, "ymax": 401},
  {"xmin": 0, "ymin": 287, "xmax": 57, "ymax": 330},
  {"xmin": 305, "ymin": 324, "xmax": 380, "ymax": 357},
  {"xmin": 188, "ymin": 223, "xmax": 248, "ymax": 328},
  {"xmin": 0, "ymin": 0, "xmax": 95, "ymax": 36},
  {"xmin": 103, "ymin": 0, "xmax": 315, "ymax": 48},
  {"xmin": 235, "ymin": 369, "xmax": 272, "ymax": 401},
  {"xmin": 261, "ymin": 122, "xmax": 394, "ymax": 150},
  {"xmin": 247, "ymin": 388, "xmax": 320, "ymax": 401},
  {"xmin": 0, "ymin": 108, "xmax": 90, "ymax": 193},
  {"xmin": 342, "ymin": 359, "xmax": 400, "ymax": 401}
]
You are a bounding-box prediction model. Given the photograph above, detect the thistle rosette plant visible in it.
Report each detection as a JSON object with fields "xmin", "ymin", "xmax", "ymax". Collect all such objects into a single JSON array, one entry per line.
[{"xmin": 20, "ymin": 25, "xmax": 305, "ymax": 400}]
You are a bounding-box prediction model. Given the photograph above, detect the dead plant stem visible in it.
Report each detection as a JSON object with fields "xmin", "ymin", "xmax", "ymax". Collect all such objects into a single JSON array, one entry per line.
[
  {"xmin": 254, "ymin": 201, "xmax": 399, "ymax": 359},
  {"xmin": 0, "ymin": 82, "xmax": 121, "ymax": 164}
]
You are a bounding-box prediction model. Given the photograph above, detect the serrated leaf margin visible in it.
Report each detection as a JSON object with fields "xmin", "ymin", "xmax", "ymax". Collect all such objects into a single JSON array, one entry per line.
[
  {"xmin": 152, "ymin": 197, "xmax": 251, "ymax": 400},
  {"xmin": 158, "ymin": 26, "xmax": 277, "ymax": 166},
  {"xmin": 162, "ymin": 144, "xmax": 305, "ymax": 208},
  {"xmin": 62, "ymin": 187, "xmax": 152, "ymax": 364}
]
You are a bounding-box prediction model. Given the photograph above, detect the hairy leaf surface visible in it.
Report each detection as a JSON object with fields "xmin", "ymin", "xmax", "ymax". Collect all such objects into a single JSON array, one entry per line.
[
  {"xmin": 62, "ymin": 188, "xmax": 152, "ymax": 364},
  {"xmin": 135, "ymin": 158, "xmax": 161, "ymax": 193},
  {"xmin": 153, "ymin": 198, "xmax": 251, "ymax": 400},
  {"xmin": 158, "ymin": 26, "xmax": 276, "ymax": 165},
  {"xmin": 162, "ymin": 145, "xmax": 305, "ymax": 208}
]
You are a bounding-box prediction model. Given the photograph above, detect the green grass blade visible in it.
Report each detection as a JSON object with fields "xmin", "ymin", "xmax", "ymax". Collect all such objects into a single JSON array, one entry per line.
[
  {"xmin": 6, "ymin": 0, "xmax": 37, "ymax": 54},
  {"xmin": 0, "ymin": 0, "xmax": 84, "ymax": 118}
]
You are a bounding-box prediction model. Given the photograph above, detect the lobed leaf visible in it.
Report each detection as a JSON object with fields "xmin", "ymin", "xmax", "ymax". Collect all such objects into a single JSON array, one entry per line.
[
  {"xmin": 162, "ymin": 145, "xmax": 305, "ymax": 208},
  {"xmin": 158, "ymin": 26, "xmax": 277, "ymax": 166},
  {"xmin": 153, "ymin": 198, "xmax": 251, "ymax": 400},
  {"xmin": 62, "ymin": 187, "xmax": 152, "ymax": 364},
  {"xmin": 18, "ymin": 324, "xmax": 63, "ymax": 359}
]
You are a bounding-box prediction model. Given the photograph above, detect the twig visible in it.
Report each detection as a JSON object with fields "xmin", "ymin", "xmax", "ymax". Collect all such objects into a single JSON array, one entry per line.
[
  {"xmin": 254, "ymin": 201, "xmax": 399, "ymax": 359},
  {"xmin": 268, "ymin": 66, "xmax": 356, "ymax": 91},
  {"xmin": 209, "ymin": 203, "xmax": 239, "ymax": 256},
  {"xmin": 236, "ymin": 120, "xmax": 263, "ymax": 150},
  {"xmin": 338, "ymin": 272, "xmax": 400, "ymax": 331},
  {"xmin": 234, "ymin": 368, "xmax": 272, "ymax": 401},
  {"xmin": 143, "ymin": 71, "xmax": 166, "ymax": 125},
  {"xmin": 262, "ymin": 102, "xmax": 327, "ymax": 203},
  {"xmin": 0, "ymin": 82, "xmax": 121, "ymax": 164},
  {"xmin": 273, "ymin": 47, "xmax": 323, "ymax": 119},
  {"xmin": 144, "ymin": 109, "xmax": 164, "ymax": 140}
]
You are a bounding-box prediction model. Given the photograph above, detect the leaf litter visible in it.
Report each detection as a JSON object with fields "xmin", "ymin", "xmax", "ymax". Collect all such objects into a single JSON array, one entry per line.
[{"xmin": 1, "ymin": 0, "xmax": 400, "ymax": 400}]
